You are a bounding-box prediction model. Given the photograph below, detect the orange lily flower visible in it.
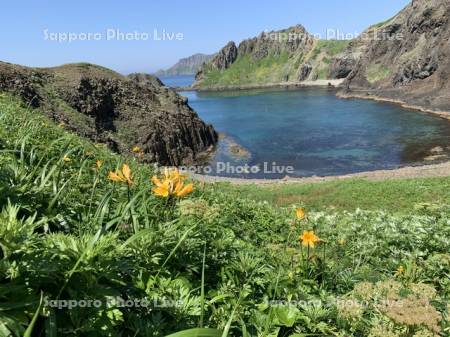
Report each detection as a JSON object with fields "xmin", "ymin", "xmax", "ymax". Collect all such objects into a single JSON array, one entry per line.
[
  {"xmin": 108, "ymin": 164, "xmax": 133, "ymax": 186},
  {"xmin": 151, "ymin": 168, "xmax": 193, "ymax": 198},
  {"xmin": 299, "ymin": 230, "xmax": 320, "ymax": 248}
]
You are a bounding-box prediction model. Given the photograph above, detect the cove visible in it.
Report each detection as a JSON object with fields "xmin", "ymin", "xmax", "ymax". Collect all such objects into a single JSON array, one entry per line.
[{"xmin": 180, "ymin": 87, "xmax": 450, "ymax": 179}]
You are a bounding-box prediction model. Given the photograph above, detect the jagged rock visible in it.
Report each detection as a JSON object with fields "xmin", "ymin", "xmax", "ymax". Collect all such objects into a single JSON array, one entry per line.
[
  {"xmin": 240, "ymin": 26, "xmax": 314, "ymax": 61},
  {"xmin": 298, "ymin": 63, "xmax": 312, "ymax": 81},
  {"xmin": 194, "ymin": 25, "xmax": 315, "ymax": 87},
  {"xmin": 238, "ymin": 38, "xmax": 257, "ymax": 56},
  {"xmin": 195, "ymin": 42, "xmax": 238, "ymax": 82},
  {"xmin": 0, "ymin": 61, "xmax": 217, "ymax": 166},
  {"xmin": 0, "ymin": 62, "xmax": 43, "ymax": 107},
  {"xmin": 329, "ymin": 55, "xmax": 357, "ymax": 79},
  {"xmin": 393, "ymin": 57, "xmax": 438, "ymax": 85},
  {"xmin": 211, "ymin": 42, "xmax": 238, "ymax": 70},
  {"xmin": 128, "ymin": 73, "xmax": 165, "ymax": 87},
  {"xmin": 343, "ymin": 0, "xmax": 450, "ymax": 111}
]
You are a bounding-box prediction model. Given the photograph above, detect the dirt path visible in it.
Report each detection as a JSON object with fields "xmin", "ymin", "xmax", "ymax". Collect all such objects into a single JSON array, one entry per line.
[{"xmin": 191, "ymin": 162, "xmax": 450, "ymax": 185}]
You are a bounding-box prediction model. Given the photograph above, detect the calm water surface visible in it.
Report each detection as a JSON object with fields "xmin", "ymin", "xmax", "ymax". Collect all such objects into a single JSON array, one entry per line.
[
  {"xmin": 159, "ymin": 75, "xmax": 195, "ymax": 88},
  {"xmin": 180, "ymin": 87, "xmax": 450, "ymax": 178}
]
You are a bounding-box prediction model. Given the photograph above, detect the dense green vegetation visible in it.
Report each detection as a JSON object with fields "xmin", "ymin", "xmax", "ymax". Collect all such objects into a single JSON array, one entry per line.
[
  {"xmin": 309, "ymin": 40, "xmax": 350, "ymax": 60},
  {"xmin": 200, "ymin": 52, "xmax": 296, "ymax": 87},
  {"xmin": 0, "ymin": 93, "xmax": 449, "ymax": 336}
]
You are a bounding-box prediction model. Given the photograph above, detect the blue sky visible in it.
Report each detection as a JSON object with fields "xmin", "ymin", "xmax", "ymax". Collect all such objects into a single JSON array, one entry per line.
[{"xmin": 0, "ymin": 0, "xmax": 410, "ymax": 74}]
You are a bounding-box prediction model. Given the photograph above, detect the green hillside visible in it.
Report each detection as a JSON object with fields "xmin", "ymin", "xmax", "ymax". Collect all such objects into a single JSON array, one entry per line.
[{"xmin": 197, "ymin": 40, "xmax": 351, "ymax": 89}]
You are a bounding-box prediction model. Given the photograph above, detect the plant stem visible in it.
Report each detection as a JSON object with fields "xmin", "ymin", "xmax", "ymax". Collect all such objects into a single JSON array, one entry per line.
[{"xmin": 199, "ymin": 243, "xmax": 207, "ymax": 328}]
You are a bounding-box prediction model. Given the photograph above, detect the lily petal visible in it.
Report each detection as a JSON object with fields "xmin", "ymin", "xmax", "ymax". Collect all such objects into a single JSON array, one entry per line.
[
  {"xmin": 176, "ymin": 183, "xmax": 193, "ymax": 197},
  {"xmin": 122, "ymin": 164, "xmax": 133, "ymax": 185},
  {"xmin": 153, "ymin": 181, "xmax": 170, "ymax": 197},
  {"xmin": 108, "ymin": 171, "xmax": 125, "ymax": 183},
  {"xmin": 151, "ymin": 175, "xmax": 163, "ymax": 187}
]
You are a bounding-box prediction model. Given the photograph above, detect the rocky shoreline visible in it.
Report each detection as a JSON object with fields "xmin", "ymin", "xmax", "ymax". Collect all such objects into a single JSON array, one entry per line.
[
  {"xmin": 193, "ymin": 0, "xmax": 450, "ymax": 116},
  {"xmin": 179, "ymin": 80, "xmax": 450, "ymax": 124},
  {"xmin": 340, "ymin": 0, "xmax": 450, "ymax": 115},
  {"xmin": 337, "ymin": 91, "xmax": 450, "ymax": 121}
]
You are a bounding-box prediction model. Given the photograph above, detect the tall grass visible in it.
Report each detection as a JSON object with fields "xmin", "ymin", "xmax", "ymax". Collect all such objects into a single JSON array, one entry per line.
[{"xmin": 0, "ymin": 93, "xmax": 449, "ymax": 336}]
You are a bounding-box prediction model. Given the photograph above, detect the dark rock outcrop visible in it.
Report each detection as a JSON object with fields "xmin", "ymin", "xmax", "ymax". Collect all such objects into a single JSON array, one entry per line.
[
  {"xmin": 329, "ymin": 53, "xmax": 358, "ymax": 79},
  {"xmin": 342, "ymin": 0, "xmax": 450, "ymax": 111},
  {"xmin": 0, "ymin": 61, "xmax": 217, "ymax": 166},
  {"xmin": 195, "ymin": 42, "xmax": 238, "ymax": 82},
  {"xmin": 238, "ymin": 25, "xmax": 314, "ymax": 60},
  {"xmin": 298, "ymin": 63, "xmax": 313, "ymax": 81},
  {"xmin": 392, "ymin": 56, "xmax": 439, "ymax": 85},
  {"xmin": 0, "ymin": 62, "xmax": 44, "ymax": 107},
  {"xmin": 128, "ymin": 72, "xmax": 165, "ymax": 87},
  {"xmin": 210, "ymin": 42, "xmax": 238, "ymax": 70}
]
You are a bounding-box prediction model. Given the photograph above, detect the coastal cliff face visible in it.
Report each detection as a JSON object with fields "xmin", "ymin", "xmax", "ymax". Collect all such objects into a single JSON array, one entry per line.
[
  {"xmin": 194, "ymin": 0, "xmax": 450, "ymax": 114},
  {"xmin": 342, "ymin": 0, "xmax": 450, "ymax": 111},
  {"xmin": 208, "ymin": 42, "xmax": 239, "ymax": 71},
  {"xmin": 0, "ymin": 61, "xmax": 217, "ymax": 165},
  {"xmin": 194, "ymin": 25, "xmax": 359, "ymax": 89},
  {"xmin": 194, "ymin": 25, "xmax": 325, "ymax": 88},
  {"xmin": 194, "ymin": 42, "xmax": 238, "ymax": 81},
  {"xmin": 155, "ymin": 53, "xmax": 215, "ymax": 76}
]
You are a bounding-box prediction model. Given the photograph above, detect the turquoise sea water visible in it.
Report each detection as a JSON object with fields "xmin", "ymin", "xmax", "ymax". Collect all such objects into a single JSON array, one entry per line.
[{"xmin": 179, "ymin": 87, "xmax": 450, "ymax": 178}]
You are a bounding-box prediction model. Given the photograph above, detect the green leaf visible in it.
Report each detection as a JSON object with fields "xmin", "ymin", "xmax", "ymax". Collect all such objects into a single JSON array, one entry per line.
[
  {"xmin": 199, "ymin": 243, "xmax": 206, "ymax": 328},
  {"xmin": 24, "ymin": 292, "xmax": 43, "ymax": 337},
  {"xmin": 155, "ymin": 223, "xmax": 197, "ymax": 279},
  {"xmin": 273, "ymin": 306, "xmax": 300, "ymax": 327},
  {"xmin": 165, "ymin": 328, "xmax": 222, "ymax": 337}
]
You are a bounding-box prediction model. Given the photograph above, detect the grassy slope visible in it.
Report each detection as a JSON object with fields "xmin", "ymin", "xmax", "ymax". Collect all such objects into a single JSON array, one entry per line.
[
  {"xmin": 198, "ymin": 40, "xmax": 350, "ymax": 87},
  {"xmin": 306, "ymin": 40, "xmax": 350, "ymax": 80},
  {"xmin": 0, "ymin": 92, "xmax": 449, "ymax": 336},
  {"xmin": 219, "ymin": 177, "xmax": 450, "ymax": 212},
  {"xmin": 200, "ymin": 52, "xmax": 294, "ymax": 87}
]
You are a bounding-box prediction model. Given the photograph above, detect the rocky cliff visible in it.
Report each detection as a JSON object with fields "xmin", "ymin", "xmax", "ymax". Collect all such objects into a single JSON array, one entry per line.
[
  {"xmin": 194, "ymin": 25, "xmax": 319, "ymax": 87},
  {"xmin": 194, "ymin": 0, "xmax": 450, "ymax": 114},
  {"xmin": 341, "ymin": 0, "xmax": 450, "ymax": 112},
  {"xmin": 194, "ymin": 25, "xmax": 355, "ymax": 88},
  {"xmin": 0, "ymin": 61, "xmax": 217, "ymax": 165},
  {"xmin": 155, "ymin": 53, "xmax": 214, "ymax": 76}
]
